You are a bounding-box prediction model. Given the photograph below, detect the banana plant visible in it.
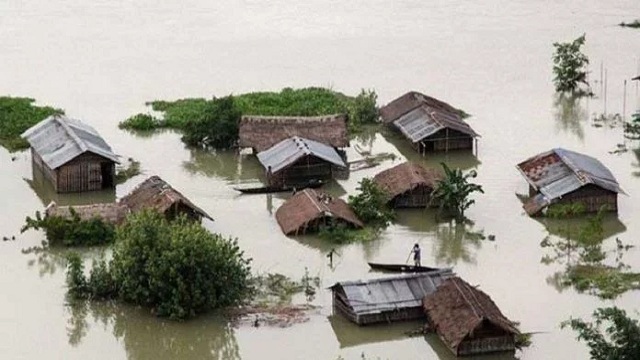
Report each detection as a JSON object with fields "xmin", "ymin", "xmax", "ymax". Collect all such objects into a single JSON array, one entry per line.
[{"xmin": 430, "ymin": 163, "xmax": 484, "ymax": 219}]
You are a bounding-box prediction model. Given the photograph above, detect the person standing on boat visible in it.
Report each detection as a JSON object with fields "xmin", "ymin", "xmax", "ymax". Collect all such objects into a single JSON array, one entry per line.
[{"xmin": 412, "ymin": 243, "xmax": 421, "ymax": 267}]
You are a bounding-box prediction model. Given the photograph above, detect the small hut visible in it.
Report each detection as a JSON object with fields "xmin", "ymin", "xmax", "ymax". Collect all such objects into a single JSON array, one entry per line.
[
  {"xmin": 379, "ymin": 91, "xmax": 479, "ymax": 154},
  {"xmin": 21, "ymin": 115, "xmax": 119, "ymax": 193},
  {"xmin": 329, "ymin": 270, "xmax": 454, "ymax": 326},
  {"xmin": 258, "ymin": 136, "xmax": 347, "ymax": 187},
  {"xmin": 275, "ymin": 188, "xmax": 363, "ymax": 235},
  {"xmin": 238, "ymin": 114, "xmax": 349, "ymax": 153},
  {"xmin": 119, "ymin": 176, "xmax": 213, "ymax": 222},
  {"xmin": 517, "ymin": 148, "xmax": 624, "ymax": 216},
  {"xmin": 373, "ymin": 162, "xmax": 443, "ymax": 208},
  {"xmin": 423, "ymin": 277, "xmax": 520, "ymax": 357}
]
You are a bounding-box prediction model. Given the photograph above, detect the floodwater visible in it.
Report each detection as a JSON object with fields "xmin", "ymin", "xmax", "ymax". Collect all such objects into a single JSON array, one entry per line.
[{"xmin": 1, "ymin": 0, "xmax": 640, "ymax": 359}]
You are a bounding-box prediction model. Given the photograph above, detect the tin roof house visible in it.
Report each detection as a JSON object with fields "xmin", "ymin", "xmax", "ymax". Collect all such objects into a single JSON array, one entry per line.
[
  {"xmin": 379, "ymin": 92, "xmax": 479, "ymax": 154},
  {"xmin": 517, "ymin": 148, "xmax": 624, "ymax": 216},
  {"xmin": 21, "ymin": 115, "xmax": 119, "ymax": 193}
]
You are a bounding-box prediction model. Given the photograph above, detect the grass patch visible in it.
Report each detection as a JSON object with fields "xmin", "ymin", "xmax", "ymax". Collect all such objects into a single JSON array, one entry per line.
[
  {"xmin": 620, "ymin": 20, "xmax": 640, "ymax": 28},
  {"xmin": 114, "ymin": 158, "xmax": 141, "ymax": 185},
  {"xmin": 319, "ymin": 224, "xmax": 379, "ymax": 244},
  {"xmin": 0, "ymin": 96, "xmax": 64, "ymax": 152}
]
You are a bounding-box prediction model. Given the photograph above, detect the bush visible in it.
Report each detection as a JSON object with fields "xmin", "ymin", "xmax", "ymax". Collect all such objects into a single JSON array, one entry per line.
[
  {"xmin": 347, "ymin": 89, "xmax": 379, "ymax": 130},
  {"xmin": 0, "ymin": 96, "xmax": 63, "ymax": 152},
  {"xmin": 66, "ymin": 210, "xmax": 252, "ymax": 319},
  {"xmin": 430, "ymin": 163, "xmax": 484, "ymax": 219},
  {"xmin": 118, "ymin": 114, "xmax": 162, "ymax": 131},
  {"xmin": 348, "ymin": 178, "xmax": 395, "ymax": 228},
  {"xmin": 21, "ymin": 209, "xmax": 115, "ymax": 246},
  {"xmin": 552, "ymin": 34, "xmax": 590, "ymax": 94},
  {"xmin": 318, "ymin": 223, "xmax": 378, "ymax": 244},
  {"xmin": 180, "ymin": 96, "xmax": 242, "ymax": 149}
]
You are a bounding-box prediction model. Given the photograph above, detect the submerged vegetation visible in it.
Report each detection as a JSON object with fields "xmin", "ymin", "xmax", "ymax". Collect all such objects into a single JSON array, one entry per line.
[
  {"xmin": 541, "ymin": 205, "xmax": 640, "ymax": 299},
  {"xmin": 21, "ymin": 210, "xmax": 115, "ymax": 247},
  {"xmin": 114, "ymin": 158, "xmax": 141, "ymax": 184},
  {"xmin": 430, "ymin": 163, "xmax": 483, "ymax": 220},
  {"xmin": 0, "ymin": 96, "xmax": 63, "ymax": 152},
  {"xmin": 318, "ymin": 224, "xmax": 379, "ymax": 244},
  {"xmin": 619, "ymin": 20, "xmax": 640, "ymax": 29},
  {"xmin": 66, "ymin": 210, "xmax": 252, "ymax": 319},
  {"xmin": 562, "ymin": 307, "xmax": 640, "ymax": 360},
  {"xmin": 119, "ymin": 87, "xmax": 379, "ymax": 148},
  {"xmin": 348, "ymin": 178, "xmax": 395, "ymax": 228},
  {"xmin": 552, "ymin": 34, "xmax": 590, "ymax": 94}
]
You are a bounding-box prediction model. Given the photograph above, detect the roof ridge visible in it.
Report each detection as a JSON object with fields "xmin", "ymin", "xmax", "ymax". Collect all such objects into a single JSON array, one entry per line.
[
  {"xmin": 55, "ymin": 115, "xmax": 88, "ymax": 153},
  {"xmin": 451, "ymin": 278, "xmax": 481, "ymax": 320}
]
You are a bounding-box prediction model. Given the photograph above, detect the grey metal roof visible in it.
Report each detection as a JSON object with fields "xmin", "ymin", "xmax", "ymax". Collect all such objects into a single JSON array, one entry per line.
[
  {"xmin": 330, "ymin": 270, "xmax": 454, "ymax": 316},
  {"xmin": 256, "ymin": 136, "xmax": 346, "ymax": 173},
  {"xmin": 21, "ymin": 115, "xmax": 119, "ymax": 169},
  {"xmin": 393, "ymin": 106, "xmax": 478, "ymax": 143}
]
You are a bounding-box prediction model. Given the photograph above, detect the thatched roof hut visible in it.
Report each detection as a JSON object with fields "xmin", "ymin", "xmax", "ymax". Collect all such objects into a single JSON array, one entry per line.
[
  {"xmin": 238, "ymin": 114, "xmax": 348, "ymax": 152},
  {"xmin": 373, "ymin": 162, "xmax": 442, "ymax": 208},
  {"xmin": 119, "ymin": 176, "xmax": 213, "ymax": 221},
  {"xmin": 45, "ymin": 202, "xmax": 129, "ymax": 224},
  {"xmin": 423, "ymin": 277, "xmax": 520, "ymax": 357},
  {"xmin": 275, "ymin": 188, "xmax": 363, "ymax": 235}
]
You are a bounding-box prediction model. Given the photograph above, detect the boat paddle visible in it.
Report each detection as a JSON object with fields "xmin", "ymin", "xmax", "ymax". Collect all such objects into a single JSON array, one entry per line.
[{"xmin": 405, "ymin": 250, "xmax": 413, "ymax": 265}]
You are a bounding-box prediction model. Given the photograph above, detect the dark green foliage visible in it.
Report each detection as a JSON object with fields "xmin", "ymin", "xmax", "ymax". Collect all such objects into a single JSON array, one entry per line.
[
  {"xmin": 66, "ymin": 253, "xmax": 88, "ymax": 299},
  {"xmin": 348, "ymin": 178, "xmax": 395, "ymax": 228},
  {"xmin": 619, "ymin": 20, "xmax": 640, "ymax": 28},
  {"xmin": 318, "ymin": 223, "xmax": 378, "ymax": 244},
  {"xmin": 234, "ymin": 87, "xmax": 351, "ymax": 117},
  {"xmin": 114, "ymin": 158, "xmax": 141, "ymax": 184},
  {"xmin": 65, "ymin": 210, "xmax": 252, "ymax": 319},
  {"xmin": 21, "ymin": 210, "xmax": 115, "ymax": 246},
  {"xmin": 346, "ymin": 89, "xmax": 379, "ymax": 130},
  {"xmin": 0, "ymin": 96, "xmax": 63, "ymax": 152},
  {"xmin": 180, "ymin": 96, "xmax": 242, "ymax": 149},
  {"xmin": 430, "ymin": 163, "xmax": 484, "ymax": 219},
  {"xmin": 118, "ymin": 114, "xmax": 162, "ymax": 131},
  {"xmin": 562, "ymin": 307, "xmax": 640, "ymax": 360},
  {"xmin": 552, "ymin": 34, "xmax": 590, "ymax": 94}
]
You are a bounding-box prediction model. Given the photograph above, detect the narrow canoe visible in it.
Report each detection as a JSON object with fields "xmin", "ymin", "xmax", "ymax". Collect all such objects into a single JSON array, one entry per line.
[
  {"xmin": 367, "ymin": 262, "xmax": 441, "ymax": 273},
  {"xmin": 233, "ymin": 179, "xmax": 325, "ymax": 194}
]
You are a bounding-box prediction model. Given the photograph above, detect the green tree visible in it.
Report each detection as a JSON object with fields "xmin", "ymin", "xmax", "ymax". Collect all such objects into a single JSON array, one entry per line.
[
  {"xmin": 347, "ymin": 89, "xmax": 379, "ymax": 130},
  {"xmin": 430, "ymin": 163, "xmax": 483, "ymax": 219},
  {"xmin": 348, "ymin": 178, "xmax": 395, "ymax": 228},
  {"xmin": 552, "ymin": 34, "xmax": 590, "ymax": 94},
  {"xmin": 181, "ymin": 96, "xmax": 242, "ymax": 149},
  {"xmin": 562, "ymin": 307, "xmax": 640, "ymax": 360}
]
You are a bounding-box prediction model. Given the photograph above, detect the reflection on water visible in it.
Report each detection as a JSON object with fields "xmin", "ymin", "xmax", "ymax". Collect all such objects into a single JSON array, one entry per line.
[
  {"xmin": 23, "ymin": 245, "xmax": 106, "ymax": 278},
  {"xmin": 425, "ymin": 334, "xmax": 519, "ymax": 360},
  {"xmin": 632, "ymin": 148, "xmax": 640, "ymax": 177},
  {"xmin": 328, "ymin": 315, "xmax": 422, "ymax": 348},
  {"xmin": 25, "ymin": 166, "xmax": 116, "ymax": 207},
  {"xmin": 67, "ymin": 301, "xmax": 240, "ymax": 360},
  {"xmin": 183, "ymin": 148, "xmax": 263, "ymax": 182},
  {"xmin": 554, "ymin": 93, "xmax": 588, "ymax": 141}
]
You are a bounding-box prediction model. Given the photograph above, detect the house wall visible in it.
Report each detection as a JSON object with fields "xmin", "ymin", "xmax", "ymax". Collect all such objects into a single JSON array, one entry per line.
[
  {"xmin": 31, "ymin": 148, "xmax": 58, "ymax": 190},
  {"xmin": 391, "ymin": 186, "xmax": 433, "ymax": 208},
  {"xmin": 457, "ymin": 336, "xmax": 516, "ymax": 356},
  {"xmin": 164, "ymin": 202, "xmax": 202, "ymax": 222},
  {"xmin": 420, "ymin": 129, "xmax": 474, "ymax": 152},
  {"xmin": 55, "ymin": 153, "xmax": 115, "ymax": 193},
  {"xmin": 556, "ymin": 184, "xmax": 618, "ymax": 213},
  {"xmin": 267, "ymin": 155, "xmax": 334, "ymax": 187}
]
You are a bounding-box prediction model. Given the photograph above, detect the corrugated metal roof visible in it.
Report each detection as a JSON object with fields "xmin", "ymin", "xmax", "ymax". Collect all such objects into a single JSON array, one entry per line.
[
  {"xmin": 330, "ymin": 270, "xmax": 454, "ymax": 316},
  {"xmin": 517, "ymin": 148, "xmax": 624, "ymax": 202},
  {"xmin": 393, "ymin": 106, "xmax": 478, "ymax": 143},
  {"xmin": 256, "ymin": 136, "xmax": 346, "ymax": 173},
  {"xmin": 21, "ymin": 115, "xmax": 119, "ymax": 169}
]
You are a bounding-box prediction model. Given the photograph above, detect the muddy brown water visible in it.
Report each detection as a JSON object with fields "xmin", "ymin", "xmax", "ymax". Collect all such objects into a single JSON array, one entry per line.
[{"xmin": 2, "ymin": 1, "xmax": 640, "ymax": 359}]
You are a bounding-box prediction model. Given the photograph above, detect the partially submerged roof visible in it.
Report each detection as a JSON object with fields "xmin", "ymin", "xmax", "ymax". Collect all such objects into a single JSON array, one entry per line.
[
  {"xmin": 393, "ymin": 106, "xmax": 478, "ymax": 143},
  {"xmin": 45, "ymin": 201, "xmax": 129, "ymax": 225},
  {"xmin": 257, "ymin": 136, "xmax": 346, "ymax": 173},
  {"xmin": 373, "ymin": 162, "xmax": 442, "ymax": 200},
  {"xmin": 517, "ymin": 148, "xmax": 624, "ymax": 214},
  {"xmin": 275, "ymin": 188, "xmax": 363, "ymax": 235},
  {"xmin": 119, "ymin": 176, "xmax": 213, "ymax": 221},
  {"xmin": 330, "ymin": 270, "xmax": 454, "ymax": 317},
  {"xmin": 379, "ymin": 91, "xmax": 467, "ymax": 124},
  {"xmin": 21, "ymin": 115, "xmax": 119, "ymax": 169},
  {"xmin": 238, "ymin": 114, "xmax": 348, "ymax": 152},
  {"xmin": 423, "ymin": 277, "xmax": 519, "ymax": 350}
]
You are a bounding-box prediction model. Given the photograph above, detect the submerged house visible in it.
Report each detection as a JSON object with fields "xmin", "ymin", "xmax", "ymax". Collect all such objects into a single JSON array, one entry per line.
[
  {"xmin": 379, "ymin": 91, "xmax": 479, "ymax": 154},
  {"xmin": 238, "ymin": 114, "xmax": 349, "ymax": 153},
  {"xmin": 517, "ymin": 148, "xmax": 624, "ymax": 216},
  {"xmin": 21, "ymin": 115, "xmax": 119, "ymax": 193},
  {"xmin": 275, "ymin": 188, "xmax": 363, "ymax": 235},
  {"xmin": 329, "ymin": 270, "xmax": 454, "ymax": 326},
  {"xmin": 45, "ymin": 202, "xmax": 129, "ymax": 225},
  {"xmin": 423, "ymin": 277, "xmax": 520, "ymax": 357},
  {"xmin": 258, "ymin": 136, "xmax": 347, "ymax": 187},
  {"xmin": 373, "ymin": 161, "xmax": 443, "ymax": 208}
]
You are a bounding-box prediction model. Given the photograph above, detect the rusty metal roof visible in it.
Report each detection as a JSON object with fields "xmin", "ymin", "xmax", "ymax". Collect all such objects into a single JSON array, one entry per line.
[
  {"xmin": 517, "ymin": 148, "xmax": 624, "ymax": 211},
  {"xmin": 329, "ymin": 270, "xmax": 454, "ymax": 316},
  {"xmin": 393, "ymin": 106, "xmax": 478, "ymax": 143},
  {"xmin": 257, "ymin": 136, "xmax": 346, "ymax": 173},
  {"xmin": 21, "ymin": 115, "xmax": 119, "ymax": 169}
]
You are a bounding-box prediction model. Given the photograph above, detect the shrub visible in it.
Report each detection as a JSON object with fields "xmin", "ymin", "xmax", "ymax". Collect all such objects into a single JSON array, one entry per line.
[
  {"xmin": 552, "ymin": 34, "xmax": 590, "ymax": 94},
  {"xmin": 21, "ymin": 209, "xmax": 115, "ymax": 246},
  {"xmin": 348, "ymin": 178, "xmax": 395, "ymax": 228},
  {"xmin": 0, "ymin": 96, "xmax": 63, "ymax": 152},
  {"xmin": 180, "ymin": 96, "xmax": 241, "ymax": 149},
  {"xmin": 347, "ymin": 89, "xmax": 379, "ymax": 130},
  {"xmin": 118, "ymin": 114, "xmax": 162, "ymax": 131}
]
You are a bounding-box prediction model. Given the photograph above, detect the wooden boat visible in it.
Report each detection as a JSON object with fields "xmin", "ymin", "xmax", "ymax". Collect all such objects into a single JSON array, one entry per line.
[
  {"xmin": 233, "ymin": 179, "xmax": 325, "ymax": 194},
  {"xmin": 367, "ymin": 262, "xmax": 441, "ymax": 273}
]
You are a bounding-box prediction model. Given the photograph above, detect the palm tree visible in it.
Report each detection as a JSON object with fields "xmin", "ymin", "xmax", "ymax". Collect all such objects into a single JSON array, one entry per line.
[{"xmin": 430, "ymin": 163, "xmax": 484, "ymax": 219}]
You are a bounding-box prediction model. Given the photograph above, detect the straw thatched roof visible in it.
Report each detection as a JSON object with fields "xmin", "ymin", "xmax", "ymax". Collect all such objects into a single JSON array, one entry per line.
[
  {"xmin": 238, "ymin": 114, "xmax": 348, "ymax": 152},
  {"xmin": 45, "ymin": 201, "xmax": 129, "ymax": 225},
  {"xmin": 423, "ymin": 277, "xmax": 519, "ymax": 350},
  {"xmin": 275, "ymin": 188, "xmax": 363, "ymax": 235},
  {"xmin": 373, "ymin": 162, "xmax": 442, "ymax": 200},
  {"xmin": 119, "ymin": 176, "xmax": 213, "ymax": 221},
  {"xmin": 379, "ymin": 91, "xmax": 466, "ymax": 124}
]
